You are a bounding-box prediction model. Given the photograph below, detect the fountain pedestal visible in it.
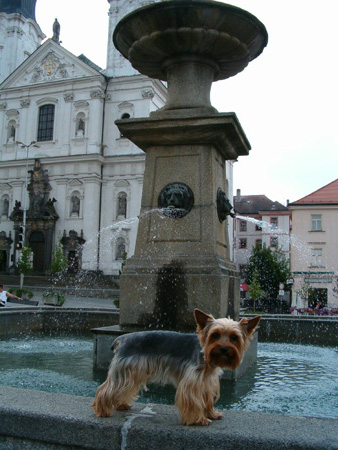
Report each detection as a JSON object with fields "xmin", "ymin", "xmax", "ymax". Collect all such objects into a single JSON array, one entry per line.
[
  {"xmin": 117, "ymin": 113, "xmax": 250, "ymax": 329},
  {"xmin": 113, "ymin": 0, "xmax": 268, "ymax": 329}
]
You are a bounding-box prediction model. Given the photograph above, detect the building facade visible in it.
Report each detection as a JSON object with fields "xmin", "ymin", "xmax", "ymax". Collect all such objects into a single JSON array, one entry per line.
[
  {"xmin": 288, "ymin": 179, "xmax": 338, "ymax": 309},
  {"xmin": 0, "ymin": 0, "xmax": 236, "ymax": 276},
  {"xmin": 0, "ymin": 0, "xmax": 166, "ymax": 275},
  {"xmin": 233, "ymin": 189, "xmax": 291, "ymax": 294}
]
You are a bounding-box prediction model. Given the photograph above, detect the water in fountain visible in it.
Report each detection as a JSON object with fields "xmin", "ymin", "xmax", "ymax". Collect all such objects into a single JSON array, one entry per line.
[{"xmin": 1, "ymin": 333, "xmax": 337, "ymax": 419}]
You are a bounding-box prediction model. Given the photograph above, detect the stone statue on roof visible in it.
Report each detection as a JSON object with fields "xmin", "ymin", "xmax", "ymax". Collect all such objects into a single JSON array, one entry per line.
[{"xmin": 52, "ymin": 18, "xmax": 60, "ymax": 44}]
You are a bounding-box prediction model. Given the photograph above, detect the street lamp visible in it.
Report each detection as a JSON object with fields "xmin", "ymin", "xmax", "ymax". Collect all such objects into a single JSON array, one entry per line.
[{"xmin": 15, "ymin": 140, "xmax": 40, "ymax": 286}]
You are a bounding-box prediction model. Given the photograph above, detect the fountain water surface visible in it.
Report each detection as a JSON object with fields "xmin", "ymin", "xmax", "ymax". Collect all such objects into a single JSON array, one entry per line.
[{"xmin": 1, "ymin": 333, "xmax": 337, "ymax": 420}]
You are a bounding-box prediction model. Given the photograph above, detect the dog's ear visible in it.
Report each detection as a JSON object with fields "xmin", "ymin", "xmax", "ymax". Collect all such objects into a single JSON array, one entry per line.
[
  {"xmin": 194, "ymin": 309, "xmax": 214, "ymax": 330},
  {"xmin": 239, "ymin": 315, "xmax": 261, "ymax": 336}
]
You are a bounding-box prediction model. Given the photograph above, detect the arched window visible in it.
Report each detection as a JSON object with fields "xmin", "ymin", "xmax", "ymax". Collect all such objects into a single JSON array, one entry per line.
[
  {"xmin": 37, "ymin": 104, "xmax": 55, "ymax": 141},
  {"xmin": 117, "ymin": 192, "xmax": 127, "ymax": 218}
]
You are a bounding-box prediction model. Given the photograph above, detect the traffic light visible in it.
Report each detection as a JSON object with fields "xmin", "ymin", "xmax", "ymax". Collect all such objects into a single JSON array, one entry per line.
[{"xmin": 17, "ymin": 225, "xmax": 24, "ymax": 249}]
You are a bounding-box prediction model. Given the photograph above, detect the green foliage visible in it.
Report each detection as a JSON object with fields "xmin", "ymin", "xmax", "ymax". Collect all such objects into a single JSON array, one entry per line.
[
  {"xmin": 8, "ymin": 287, "xmax": 34, "ymax": 299},
  {"xmin": 248, "ymin": 269, "xmax": 263, "ymax": 312},
  {"xmin": 245, "ymin": 244, "xmax": 290, "ymax": 301},
  {"xmin": 297, "ymin": 281, "xmax": 313, "ymax": 303},
  {"xmin": 17, "ymin": 247, "xmax": 33, "ymax": 275},
  {"xmin": 43, "ymin": 291, "xmax": 66, "ymax": 306},
  {"xmin": 50, "ymin": 239, "xmax": 68, "ymax": 274}
]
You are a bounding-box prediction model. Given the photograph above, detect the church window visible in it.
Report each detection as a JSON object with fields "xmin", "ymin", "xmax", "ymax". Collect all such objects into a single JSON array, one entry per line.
[{"xmin": 37, "ymin": 104, "xmax": 55, "ymax": 141}]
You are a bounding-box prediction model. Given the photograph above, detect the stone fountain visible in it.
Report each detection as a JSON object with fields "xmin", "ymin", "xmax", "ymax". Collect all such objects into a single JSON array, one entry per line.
[{"xmin": 114, "ymin": 0, "xmax": 268, "ymax": 330}]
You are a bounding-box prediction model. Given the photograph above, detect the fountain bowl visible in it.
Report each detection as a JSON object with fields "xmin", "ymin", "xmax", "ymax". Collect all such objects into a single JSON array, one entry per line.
[{"xmin": 113, "ymin": 0, "xmax": 268, "ymax": 82}]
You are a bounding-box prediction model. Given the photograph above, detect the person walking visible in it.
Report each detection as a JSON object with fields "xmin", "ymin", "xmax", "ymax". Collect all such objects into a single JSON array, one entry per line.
[{"xmin": 0, "ymin": 285, "xmax": 22, "ymax": 307}]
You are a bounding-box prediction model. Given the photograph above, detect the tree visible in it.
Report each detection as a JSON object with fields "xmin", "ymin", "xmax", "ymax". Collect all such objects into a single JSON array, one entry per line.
[
  {"xmin": 50, "ymin": 239, "xmax": 68, "ymax": 275},
  {"xmin": 245, "ymin": 244, "xmax": 290, "ymax": 302},
  {"xmin": 296, "ymin": 280, "xmax": 313, "ymax": 308},
  {"xmin": 248, "ymin": 268, "xmax": 263, "ymax": 312},
  {"xmin": 17, "ymin": 246, "xmax": 33, "ymax": 288}
]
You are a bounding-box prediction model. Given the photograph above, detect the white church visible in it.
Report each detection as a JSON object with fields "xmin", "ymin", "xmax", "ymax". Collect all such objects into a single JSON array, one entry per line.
[{"xmin": 0, "ymin": 0, "xmax": 234, "ymax": 276}]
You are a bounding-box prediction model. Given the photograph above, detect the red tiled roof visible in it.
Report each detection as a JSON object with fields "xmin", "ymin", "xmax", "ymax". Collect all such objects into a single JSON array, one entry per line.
[{"xmin": 290, "ymin": 179, "xmax": 338, "ymax": 205}]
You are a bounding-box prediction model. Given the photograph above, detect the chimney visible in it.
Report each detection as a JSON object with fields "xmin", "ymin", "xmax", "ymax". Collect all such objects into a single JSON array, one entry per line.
[{"xmin": 236, "ymin": 189, "xmax": 241, "ymax": 202}]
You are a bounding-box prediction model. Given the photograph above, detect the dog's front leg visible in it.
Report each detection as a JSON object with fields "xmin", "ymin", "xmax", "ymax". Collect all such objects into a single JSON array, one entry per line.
[
  {"xmin": 204, "ymin": 387, "xmax": 223, "ymax": 420},
  {"xmin": 175, "ymin": 378, "xmax": 211, "ymax": 426}
]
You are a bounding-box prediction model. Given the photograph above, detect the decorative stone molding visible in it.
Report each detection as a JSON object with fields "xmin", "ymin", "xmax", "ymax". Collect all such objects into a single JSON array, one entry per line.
[
  {"xmin": 31, "ymin": 51, "xmax": 70, "ymax": 83},
  {"xmin": 74, "ymin": 101, "xmax": 89, "ymax": 109},
  {"xmin": 114, "ymin": 180, "xmax": 130, "ymax": 187},
  {"xmin": 117, "ymin": 101, "xmax": 134, "ymax": 119},
  {"xmin": 0, "ymin": 102, "xmax": 7, "ymax": 110},
  {"xmin": 90, "ymin": 89, "xmax": 105, "ymax": 100},
  {"xmin": 6, "ymin": 109, "xmax": 19, "ymax": 117},
  {"xmin": 64, "ymin": 93, "xmax": 74, "ymax": 102},
  {"xmin": 141, "ymin": 88, "xmax": 154, "ymax": 99},
  {"xmin": 36, "ymin": 97, "xmax": 58, "ymax": 106},
  {"xmin": 20, "ymin": 99, "xmax": 30, "ymax": 108}
]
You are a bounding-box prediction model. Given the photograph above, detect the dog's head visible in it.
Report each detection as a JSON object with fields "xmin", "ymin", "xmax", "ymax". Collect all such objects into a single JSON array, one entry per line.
[{"xmin": 194, "ymin": 309, "xmax": 261, "ymax": 370}]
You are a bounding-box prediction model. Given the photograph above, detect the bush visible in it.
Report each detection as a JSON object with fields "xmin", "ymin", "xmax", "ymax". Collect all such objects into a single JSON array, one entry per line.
[
  {"xmin": 8, "ymin": 287, "xmax": 34, "ymax": 299},
  {"xmin": 43, "ymin": 291, "xmax": 66, "ymax": 306},
  {"xmin": 50, "ymin": 239, "xmax": 68, "ymax": 275}
]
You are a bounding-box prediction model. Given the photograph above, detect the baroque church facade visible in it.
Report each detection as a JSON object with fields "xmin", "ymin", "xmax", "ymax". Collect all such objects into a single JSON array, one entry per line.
[{"xmin": 0, "ymin": 0, "xmax": 234, "ymax": 276}]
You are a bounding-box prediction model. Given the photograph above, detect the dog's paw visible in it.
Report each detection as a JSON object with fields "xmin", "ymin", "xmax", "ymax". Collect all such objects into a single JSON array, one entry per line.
[
  {"xmin": 117, "ymin": 402, "xmax": 131, "ymax": 411},
  {"xmin": 194, "ymin": 417, "xmax": 212, "ymax": 426},
  {"xmin": 207, "ymin": 410, "xmax": 223, "ymax": 420}
]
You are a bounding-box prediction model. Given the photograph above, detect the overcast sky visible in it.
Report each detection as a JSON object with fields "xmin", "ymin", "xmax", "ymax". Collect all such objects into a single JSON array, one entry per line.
[{"xmin": 36, "ymin": 0, "xmax": 338, "ymax": 205}]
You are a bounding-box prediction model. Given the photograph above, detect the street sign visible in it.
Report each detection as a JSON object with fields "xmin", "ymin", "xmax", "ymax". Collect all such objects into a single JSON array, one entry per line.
[
  {"xmin": 279, "ymin": 283, "xmax": 284, "ymax": 290},
  {"xmin": 286, "ymin": 277, "xmax": 294, "ymax": 285},
  {"xmin": 279, "ymin": 289, "xmax": 284, "ymax": 296}
]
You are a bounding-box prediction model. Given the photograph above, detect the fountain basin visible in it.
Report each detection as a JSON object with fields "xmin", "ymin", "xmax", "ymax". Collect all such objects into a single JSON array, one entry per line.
[
  {"xmin": 1, "ymin": 311, "xmax": 337, "ymax": 449},
  {"xmin": 0, "ymin": 307, "xmax": 119, "ymax": 336},
  {"xmin": 1, "ymin": 386, "xmax": 337, "ymax": 450}
]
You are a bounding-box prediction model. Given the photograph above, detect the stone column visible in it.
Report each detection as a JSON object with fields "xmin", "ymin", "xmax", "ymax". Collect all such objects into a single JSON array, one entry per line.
[
  {"xmin": 113, "ymin": 0, "xmax": 267, "ymax": 330},
  {"xmin": 118, "ymin": 114, "xmax": 250, "ymax": 329}
]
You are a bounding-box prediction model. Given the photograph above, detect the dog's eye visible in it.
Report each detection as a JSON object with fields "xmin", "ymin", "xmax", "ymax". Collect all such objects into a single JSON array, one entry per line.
[
  {"xmin": 211, "ymin": 332, "xmax": 220, "ymax": 339},
  {"xmin": 230, "ymin": 334, "xmax": 238, "ymax": 342}
]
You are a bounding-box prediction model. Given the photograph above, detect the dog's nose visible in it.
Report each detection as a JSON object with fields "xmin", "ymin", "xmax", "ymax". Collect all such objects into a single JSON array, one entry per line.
[{"xmin": 220, "ymin": 347, "xmax": 229, "ymax": 354}]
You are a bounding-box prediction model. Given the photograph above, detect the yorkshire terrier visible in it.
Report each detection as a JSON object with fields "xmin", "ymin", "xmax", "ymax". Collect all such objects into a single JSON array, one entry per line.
[{"xmin": 92, "ymin": 309, "xmax": 261, "ymax": 426}]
